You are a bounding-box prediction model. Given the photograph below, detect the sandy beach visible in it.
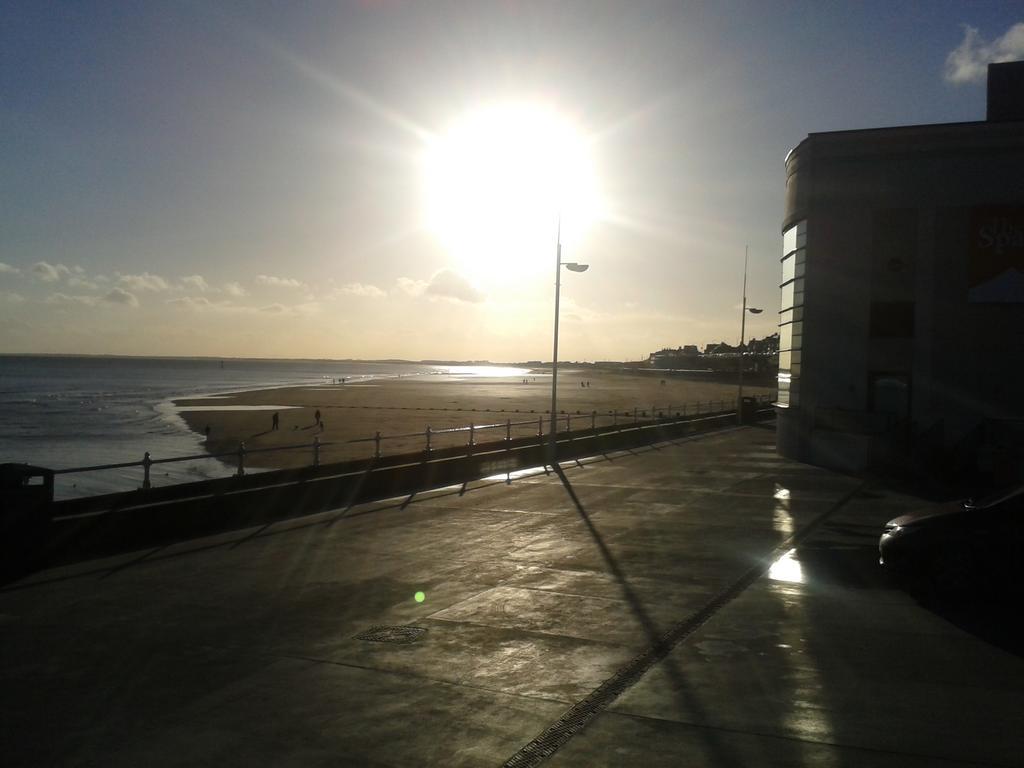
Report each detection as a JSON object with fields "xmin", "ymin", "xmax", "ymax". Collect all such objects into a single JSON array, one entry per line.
[{"xmin": 174, "ymin": 369, "xmax": 775, "ymax": 469}]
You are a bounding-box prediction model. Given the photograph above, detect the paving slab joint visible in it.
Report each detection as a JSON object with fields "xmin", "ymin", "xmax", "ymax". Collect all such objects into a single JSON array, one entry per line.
[{"xmin": 500, "ymin": 480, "xmax": 868, "ymax": 768}]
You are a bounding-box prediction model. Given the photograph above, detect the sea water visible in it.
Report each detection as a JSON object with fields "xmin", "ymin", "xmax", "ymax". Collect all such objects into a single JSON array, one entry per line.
[{"xmin": 0, "ymin": 356, "xmax": 524, "ymax": 498}]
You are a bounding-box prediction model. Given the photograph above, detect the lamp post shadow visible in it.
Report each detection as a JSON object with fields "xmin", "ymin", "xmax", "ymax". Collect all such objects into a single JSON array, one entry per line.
[{"xmin": 543, "ymin": 463, "xmax": 744, "ymax": 767}]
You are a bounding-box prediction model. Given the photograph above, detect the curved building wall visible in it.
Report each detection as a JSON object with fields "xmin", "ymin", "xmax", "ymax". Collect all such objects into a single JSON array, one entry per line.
[{"xmin": 777, "ymin": 120, "xmax": 1024, "ymax": 480}]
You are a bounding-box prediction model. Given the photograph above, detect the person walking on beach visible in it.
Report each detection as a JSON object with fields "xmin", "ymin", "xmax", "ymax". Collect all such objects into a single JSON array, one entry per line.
[
  {"xmin": 272, "ymin": 411, "xmax": 279, "ymax": 431},
  {"xmin": 314, "ymin": 408, "xmax": 321, "ymax": 426}
]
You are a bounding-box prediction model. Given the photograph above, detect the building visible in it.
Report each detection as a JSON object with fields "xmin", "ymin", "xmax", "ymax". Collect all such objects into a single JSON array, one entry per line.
[
  {"xmin": 777, "ymin": 61, "xmax": 1024, "ymax": 484},
  {"xmin": 703, "ymin": 342, "xmax": 737, "ymax": 356},
  {"xmin": 648, "ymin": 346, "xmax": 701, "ymax": 369},
  {"xmin": 746, "ymin": 333, "xmax": 779, "ymax": 356},
  {"xmin": 648, "ymin": 338, "xmax": 778, "ymax": 375}
]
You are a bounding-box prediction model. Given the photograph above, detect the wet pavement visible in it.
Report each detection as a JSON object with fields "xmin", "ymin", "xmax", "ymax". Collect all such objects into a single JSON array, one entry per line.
[{"xmin": 2, "ymin": 425, "xmax": 1022, "ymax": 767}]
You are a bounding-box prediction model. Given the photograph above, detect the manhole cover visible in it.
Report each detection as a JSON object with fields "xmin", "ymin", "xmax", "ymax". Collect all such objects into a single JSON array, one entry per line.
[{"xmin": 354, "ymin": 625, "xmax": 427, "ymax": 644}]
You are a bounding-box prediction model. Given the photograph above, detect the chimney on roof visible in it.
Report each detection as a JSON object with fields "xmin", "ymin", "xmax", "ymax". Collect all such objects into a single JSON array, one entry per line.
[{"xmin": 987, "ymin": 61, "xmax": 1024, "ymax": 122}]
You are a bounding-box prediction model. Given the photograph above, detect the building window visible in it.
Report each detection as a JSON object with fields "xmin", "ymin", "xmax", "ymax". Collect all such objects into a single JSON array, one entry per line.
[
  {"xmin": 781, "ymin": 251, "xmax": 806, "ymax": 283},
  {"xmin": 779, "ymin": 321, "xmax": 803, "ymax": 355},
  {"xmin": 777, "ymin": 372, "xmax": 792, "ymax": 405},
  {"xmin": 778, "ymin": 220, "xmax": 806, "ymax": 406},
  {"xmin": 779, "ymin": 307, "xmax": 803, "ymax": 326}
]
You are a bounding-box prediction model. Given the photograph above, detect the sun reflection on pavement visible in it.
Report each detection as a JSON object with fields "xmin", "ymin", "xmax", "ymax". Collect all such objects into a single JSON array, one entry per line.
[
  {"xmin": 768, "ymin": 548, "xmax": 804, "ymax": 583},
  {"xmin": 773, "ymin": 483, "xmax": 794, "ymax": 536}
]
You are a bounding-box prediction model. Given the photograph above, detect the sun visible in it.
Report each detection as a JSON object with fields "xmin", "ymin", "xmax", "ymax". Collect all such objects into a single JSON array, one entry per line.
[{"xmin": 420, "ymin": 103, "xmax": 602, "ymax": 284}]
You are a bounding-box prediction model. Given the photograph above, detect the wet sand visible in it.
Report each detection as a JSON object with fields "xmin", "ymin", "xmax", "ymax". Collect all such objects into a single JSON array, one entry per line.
[{"xmin": 174, "ymin": 369, "xmax": 774, "ymax": 469}]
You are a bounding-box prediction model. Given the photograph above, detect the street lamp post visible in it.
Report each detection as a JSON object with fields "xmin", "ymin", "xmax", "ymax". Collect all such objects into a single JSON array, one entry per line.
[
  {"xmin": 737, "ymin": 246, "xmax": 763, "ymax": 424},
  {"xmin": 549, "ymin": 216, "xmax": 588, "ymax": 464}
]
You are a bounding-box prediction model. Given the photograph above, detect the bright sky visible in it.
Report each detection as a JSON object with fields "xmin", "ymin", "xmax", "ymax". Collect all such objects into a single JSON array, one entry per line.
[{"xmin": 2, "ymin": 2, "xmax": 1022, "ymax": 362}]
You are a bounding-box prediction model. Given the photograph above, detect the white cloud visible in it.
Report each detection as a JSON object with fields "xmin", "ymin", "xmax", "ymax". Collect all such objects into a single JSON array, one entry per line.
[
  {"xmin": 168, "ymin": 296, "xmax": 264, "ymax": 314},
  {"xmin": 0, "ymin": 291, "xmax": 25, "ymax": 304},
  {"xmin": 46, "ymin": 292, "xmax": 98, "ymax": 306},
  {"xmin": 223, "ymin": 281, "xmax": 248, "ymax": 297},
  {"xmin": 253, "ymin": 300, "xmax": 319, "ymax": 316},
  {"xmin": 256, "ymin": 275, "xmax": 304, "ymax": 289},
  {"xmin": 395, "ymin": 271, "xmax": 484, "ymax": 302},
  {"xmin": 33, "ymin": 261, "xmax": 72, "ymax": 282},
  {"xmin": 103, "ymin": 287, "xmax": 139, "ymax": 307},
  {"xmin": 41, "ymin": 286, "xmax": 134, "ymax": 308},
  {"xmin": 424, "ymin": 269, "xmax": 485, "ymax": 303},
  {"xmin": 945, "ymin": 23, "xmax": 1024, "ymax": 84},
  {"xmin": 68, "ymin": 276, "xmax": 100, "ymax": 290},
  {"xmin": 0, "ymin": 262, "xmax": 20, "ymax": 276},
  {"xmin": 337, "ymin": 282, "xmax": 386, "ymax": 298},
  {"xmin": 167, "ymin": 295, "xmax": 213, "ymax": 309},
  {"xmin": 181, "ymin": 274, "xmax": 211, "ymax": 292},
  {"xmin": 117, "ymin": 272, "xmax": 170, "ymax": 292},
  {"xmin": 396, "ymin": 276, "xmax": 427, "ymax": 296}
]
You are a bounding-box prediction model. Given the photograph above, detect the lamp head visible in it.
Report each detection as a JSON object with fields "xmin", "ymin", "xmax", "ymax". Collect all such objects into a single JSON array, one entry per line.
[
  {"xmin": 564, "ymin": 262, "xmax": 589, "ymax": 273},
  {"xmin": 747, "ymin": 307, "xmax": 763, "ymax": 314}
]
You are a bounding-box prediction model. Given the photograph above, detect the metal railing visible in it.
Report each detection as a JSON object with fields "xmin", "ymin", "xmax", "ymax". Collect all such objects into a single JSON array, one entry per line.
[{"xmin": 49, "ymin": 395, "xmax": 774, "ymax": 493}]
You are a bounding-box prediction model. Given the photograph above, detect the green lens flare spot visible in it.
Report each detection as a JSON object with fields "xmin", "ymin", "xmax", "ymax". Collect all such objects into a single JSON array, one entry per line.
[{"xmin": 414, "ymin": 591, "xmax": 426, "ymax": 603}]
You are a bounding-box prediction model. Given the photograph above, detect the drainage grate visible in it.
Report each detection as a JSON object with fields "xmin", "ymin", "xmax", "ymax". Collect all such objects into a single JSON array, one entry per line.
[{"xmin": 354, "ymin": 625, "xmax": 427, "ymax": 644}]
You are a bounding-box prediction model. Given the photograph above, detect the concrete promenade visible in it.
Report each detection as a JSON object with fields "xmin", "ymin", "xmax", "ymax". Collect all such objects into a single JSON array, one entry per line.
[{"xmin": 2, "ymin": 425, "xmax": 1022, "ymax": 766}]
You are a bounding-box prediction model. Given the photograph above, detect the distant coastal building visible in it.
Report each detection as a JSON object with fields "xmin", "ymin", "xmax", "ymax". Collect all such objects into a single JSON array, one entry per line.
[
  {"xmin": 702, "ymin": 342, "xmax": 737, "ymax": 356},
  {"xmin": 647, "ymin": 334, "xmax": 778, "ymax": 373},
  {"xmin": 648, "ymin": 346, "xmax": 701, "ymax": 369},
  {"xmin": 745, "ymin": 333, "xmax": 779, "ymax": 356},
  {"xmin": 777, "ymin": 61, "xmax": 1024, "ymax": 484}
]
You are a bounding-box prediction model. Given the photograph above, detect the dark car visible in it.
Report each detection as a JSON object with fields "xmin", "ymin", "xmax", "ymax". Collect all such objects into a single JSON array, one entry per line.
[{"xmin": 879, "ymin": 483, "xmax": 1024, "ymax": 599}]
